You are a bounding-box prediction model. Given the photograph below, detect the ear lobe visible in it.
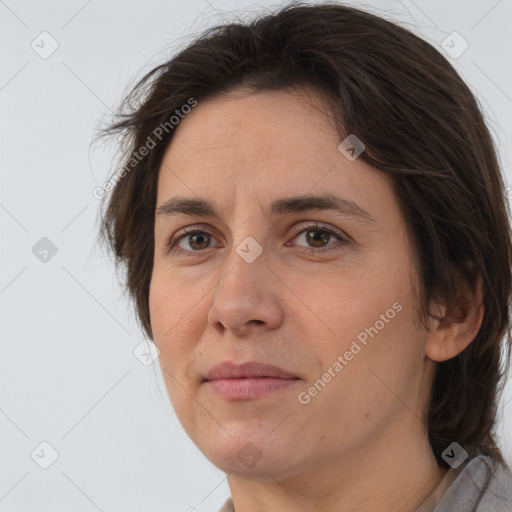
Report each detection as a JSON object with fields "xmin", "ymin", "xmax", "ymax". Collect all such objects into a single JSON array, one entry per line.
[{"xmin": 426, "ymin": 272, "xmax": 485, "ymax": 363}]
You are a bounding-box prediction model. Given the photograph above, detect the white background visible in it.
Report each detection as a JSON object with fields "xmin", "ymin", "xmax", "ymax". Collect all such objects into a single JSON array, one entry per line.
[{"xmin": 1, "ymin": 0, "xmax": 512, "ymax": 511}]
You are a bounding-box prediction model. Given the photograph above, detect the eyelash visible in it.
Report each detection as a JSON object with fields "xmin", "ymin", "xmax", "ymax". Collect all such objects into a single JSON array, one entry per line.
[{"xmin": 166, "ymin": 221, "xmax": 349, "ymax": 256}]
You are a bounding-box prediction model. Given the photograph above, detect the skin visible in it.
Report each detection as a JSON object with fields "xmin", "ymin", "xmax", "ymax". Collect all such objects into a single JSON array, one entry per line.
[{"xmin": 149, "ymin": 86, "xmax": 484, "ymax": 511}]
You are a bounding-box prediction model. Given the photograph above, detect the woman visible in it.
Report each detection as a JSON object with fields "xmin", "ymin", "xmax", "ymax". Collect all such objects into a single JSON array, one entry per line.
[{"xmin": 97, "ymin": 3, "xmax": 512, "ymax": 510}]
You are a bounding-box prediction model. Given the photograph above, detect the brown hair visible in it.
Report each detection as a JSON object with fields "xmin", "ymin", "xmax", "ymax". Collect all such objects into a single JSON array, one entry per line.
[{"xmin": 97, "ymin": 2, "xmax": 512, "ymax": 470}]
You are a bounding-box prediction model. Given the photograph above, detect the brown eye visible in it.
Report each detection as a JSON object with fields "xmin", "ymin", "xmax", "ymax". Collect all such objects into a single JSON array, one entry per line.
[
  {"xmin": 171, "ymin": 230, "xmax": 216, "ymax": 251},
  {"xmin": 288, "ymin": 221, "xmax": 349, "ymax": 255},
  {"xmin": 185, "ymin": 232, "xmax": 211, "ymax": 250},
  {"xmin": 305, "ymin": 229, "xmax": 332, "ymax": 248},
  {"xmin": 166, "ymin": 222, "xmax": 348, "ymax": 256}
]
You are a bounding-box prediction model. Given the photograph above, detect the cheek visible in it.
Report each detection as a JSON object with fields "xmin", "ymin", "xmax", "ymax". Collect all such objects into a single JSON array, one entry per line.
[
  {"xmin": 300, "ymin": 306, "xmax": 423, "ymax": 451},
  {"xmin": 149, "ymin": 278, "xmax": 205, "ymax": 430},
  {"xmin": 148, "ymin": 274, "xmax": 203, "ymax": 371},
  {"xmin": 304, "ymin": 262, "xmax": 420, "ymax": 399},
  {"xmin": 148, "ymin": 280, "xmax": 173, "ymax": 351},
  {"xmin": 287, "ymin": 267, "xmax": 401, "ymax": 351},
  {"xmin": 328, "ymin": 298, "xmax": 426, "ymax": 429}
]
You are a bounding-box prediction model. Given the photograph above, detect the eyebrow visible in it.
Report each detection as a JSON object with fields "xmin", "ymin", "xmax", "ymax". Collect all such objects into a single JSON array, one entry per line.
[{"xmin": 155, "ymin": 193, "xmax": 376, "ymax": 224}]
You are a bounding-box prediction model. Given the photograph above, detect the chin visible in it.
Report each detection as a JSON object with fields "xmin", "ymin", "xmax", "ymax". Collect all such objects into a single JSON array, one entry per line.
[{"xmin": 197, "ymin": 433, "xmax": 303, "ymax": 480}]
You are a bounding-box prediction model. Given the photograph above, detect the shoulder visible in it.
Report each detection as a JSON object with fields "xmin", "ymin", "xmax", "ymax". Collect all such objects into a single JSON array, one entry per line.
[
  {"xmin": 217, "ymin": 497, "xmax": 234, "ymax": 512},
  {"xmin": 475, "ymin": 456, "xmax": 512, "ymax": 511},
  {"xmin": 434, "ymin": 454, "xmax": 512, "ymax": 512}
]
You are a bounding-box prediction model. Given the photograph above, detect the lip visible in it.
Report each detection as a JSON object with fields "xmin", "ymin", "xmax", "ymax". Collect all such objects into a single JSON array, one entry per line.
[
  {"xmin": 204, "ymin": 361, "xmax": 300, "ymax": 400},
  {"xmin": 205, "ymin": 361, "xmax": 298, "ymax": 380}
]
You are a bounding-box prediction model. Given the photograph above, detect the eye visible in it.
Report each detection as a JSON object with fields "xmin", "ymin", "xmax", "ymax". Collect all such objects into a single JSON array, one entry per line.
[
  {"xmin": 287, "ymin": 221, "xmax": 348, "ymax": 254},
  {"xmin": 166, "ymin": 221, "xmax": 348, "ymax": 256},
  {"xmin": 168, "ymin": 226, "xmax": 221, "ymax": 254}
]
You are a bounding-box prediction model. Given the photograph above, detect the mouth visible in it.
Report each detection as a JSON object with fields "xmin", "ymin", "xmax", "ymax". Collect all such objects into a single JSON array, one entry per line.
[
  {"xmin": 204, "ymin": 361, "xmax": 301, "ymax": 400},
  {"xmin": 205, "ymin": 377, "xmax": 300, "ymax": 400}
]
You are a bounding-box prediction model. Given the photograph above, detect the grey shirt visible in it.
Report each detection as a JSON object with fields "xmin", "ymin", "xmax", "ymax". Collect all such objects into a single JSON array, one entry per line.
[{"xmin": 218, "ymin": 454, "xmax": 512, "ymax": 511}]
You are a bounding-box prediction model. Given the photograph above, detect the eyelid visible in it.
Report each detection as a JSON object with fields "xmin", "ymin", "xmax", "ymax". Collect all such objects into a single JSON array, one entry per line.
[
  {"xmin": 288, "ymin": 220, "xmax": 348, "ymax": 243},
  {"xmin": 167, "ymin": 223, "xmax": 222, "ymax": 251},
  {"xmin": 167, "ymin": 220, "xmax": 349, "ymax": 254}
]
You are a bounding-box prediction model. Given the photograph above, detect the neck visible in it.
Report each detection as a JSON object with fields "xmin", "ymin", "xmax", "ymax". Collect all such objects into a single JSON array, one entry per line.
[{"xmin": 226, "ymin": 412, "xmax": 447, "ymax": 512}]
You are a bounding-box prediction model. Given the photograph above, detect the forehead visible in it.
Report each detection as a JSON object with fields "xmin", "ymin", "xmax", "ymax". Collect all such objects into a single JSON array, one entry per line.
[
  {"xmin": 156, "ymin": 87, "xmax": 395, "ymax": 222},
  {"xmin": 164, "ymin": 88, "xmax": 336, "ymax": 167}
]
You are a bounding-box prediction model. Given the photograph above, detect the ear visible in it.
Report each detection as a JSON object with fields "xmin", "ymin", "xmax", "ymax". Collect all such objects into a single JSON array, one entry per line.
[{"xmin": 426, "ymin": 270, "xmax": 485, "ymax": 362}]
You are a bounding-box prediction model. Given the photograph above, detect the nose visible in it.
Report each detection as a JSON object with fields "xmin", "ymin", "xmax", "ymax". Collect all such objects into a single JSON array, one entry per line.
[{"xmin": 207, "ymin": 246, "xmax": 284, "ymax": 337}]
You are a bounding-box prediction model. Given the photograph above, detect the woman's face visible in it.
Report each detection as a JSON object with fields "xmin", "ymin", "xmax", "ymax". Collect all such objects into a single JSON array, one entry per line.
[{"xmin": 149, "ymin": 87, "xmax": 436, "ymax": 480}]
